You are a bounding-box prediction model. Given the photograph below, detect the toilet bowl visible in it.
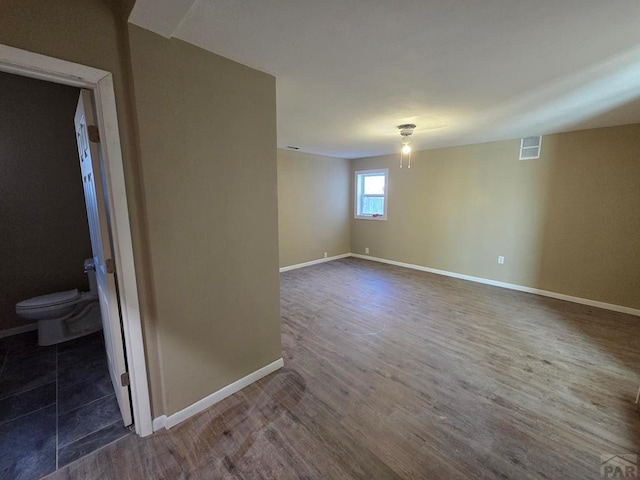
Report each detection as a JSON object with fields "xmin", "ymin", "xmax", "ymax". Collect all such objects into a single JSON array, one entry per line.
[{"xmin": 15, "ymin": 259, "xmax": 103, "ymax": 346}]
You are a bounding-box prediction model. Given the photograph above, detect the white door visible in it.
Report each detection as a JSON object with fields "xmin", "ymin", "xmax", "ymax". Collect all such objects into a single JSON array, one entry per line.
[{"xmin": 75, "ymin": 90, "xmax": 132, "ymax": 426}]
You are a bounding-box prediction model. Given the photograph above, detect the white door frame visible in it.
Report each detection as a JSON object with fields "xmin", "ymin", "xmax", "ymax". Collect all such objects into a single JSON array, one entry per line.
[{"xmin": 0, "ymin": 44, "xmax": 153, "ymax": 437}]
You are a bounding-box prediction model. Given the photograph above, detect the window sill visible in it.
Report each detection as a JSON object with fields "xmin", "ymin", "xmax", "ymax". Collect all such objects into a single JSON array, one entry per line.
[{"xmin": 354, "ymin": 215, "xmax": 387, "ymax": 221}]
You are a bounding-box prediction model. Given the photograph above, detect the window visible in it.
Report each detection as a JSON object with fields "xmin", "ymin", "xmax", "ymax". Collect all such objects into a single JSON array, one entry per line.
[
  {"xmin": 519, "ymin": 136, "xmax": 542, "ymax": 160},
  {"xmin": 354, "ymin": 169, "xmax": 388, "ymax": 220}
]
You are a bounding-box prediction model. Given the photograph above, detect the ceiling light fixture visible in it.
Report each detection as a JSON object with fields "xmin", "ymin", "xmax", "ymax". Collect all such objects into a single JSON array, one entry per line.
[{"xmin": 397, "ymin": 124, "xmax": 416, "ymax": 168}]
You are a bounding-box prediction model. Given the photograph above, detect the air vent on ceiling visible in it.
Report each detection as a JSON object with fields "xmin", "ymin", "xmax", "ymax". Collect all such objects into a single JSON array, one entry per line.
[{"xmin": 519, "ymin": 136, "xmax": 542, "ymax": 160}]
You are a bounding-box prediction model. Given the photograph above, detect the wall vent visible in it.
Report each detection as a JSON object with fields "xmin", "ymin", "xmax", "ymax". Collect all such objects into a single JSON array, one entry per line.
[{"xmin": 519, "ymin": 136, "xmax": 542, "ymax": 160}]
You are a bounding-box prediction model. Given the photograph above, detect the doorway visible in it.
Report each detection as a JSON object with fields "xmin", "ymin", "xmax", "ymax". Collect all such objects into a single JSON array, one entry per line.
[
  {"xmin": 0, "ymin": 43, "xmax": 151, "ymax": 472},
  {"xmin": 0, "ymin": 69, "xmax": 132, "ymax": 477},
  {"xmin": 0, "ymin": 75, "xmax": 129, "ymax": 478}
]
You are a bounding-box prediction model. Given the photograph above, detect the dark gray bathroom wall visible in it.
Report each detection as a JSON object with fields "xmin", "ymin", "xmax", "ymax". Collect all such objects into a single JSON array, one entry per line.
[{"xmin": 0, "ymin": 71, "xmax": 92, "ymax": 333}]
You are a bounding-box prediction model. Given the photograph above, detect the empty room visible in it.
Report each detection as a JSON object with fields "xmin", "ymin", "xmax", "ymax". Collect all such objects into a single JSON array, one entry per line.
[{"xmin": 1, "ymin": 1, "xmax": 639, "ymax": 479}]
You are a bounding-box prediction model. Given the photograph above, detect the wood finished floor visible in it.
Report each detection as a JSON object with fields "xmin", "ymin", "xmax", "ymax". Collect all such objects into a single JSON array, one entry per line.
[{"xmin": 45, "ymin": 258, "xmax": 640, "ymax": 479}]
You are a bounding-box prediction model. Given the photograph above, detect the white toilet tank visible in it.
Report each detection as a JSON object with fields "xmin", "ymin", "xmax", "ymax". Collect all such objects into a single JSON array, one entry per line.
[{"xmin": 84, "ymin": 258, "xmax": 98, "ymax": 295}]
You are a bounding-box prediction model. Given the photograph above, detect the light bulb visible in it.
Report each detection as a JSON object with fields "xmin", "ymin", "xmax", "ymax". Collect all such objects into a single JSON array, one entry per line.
[{"xmin": 402, "ymin": 144, "xmax": 411, "ymax": 154}]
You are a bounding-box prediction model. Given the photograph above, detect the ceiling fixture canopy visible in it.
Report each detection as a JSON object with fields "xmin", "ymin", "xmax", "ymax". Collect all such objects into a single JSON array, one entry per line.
[{"xmin": 398, "ymin": 124, "xmax": 416, "ymax": 168}]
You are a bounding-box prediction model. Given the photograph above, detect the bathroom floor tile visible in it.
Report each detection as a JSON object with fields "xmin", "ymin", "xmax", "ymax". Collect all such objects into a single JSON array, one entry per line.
[
  {"xmin": 0, "ymin": 338, "xmax": 10, "ymax": 358},
  {"xmin": 6, "ymin": 330, "xmax": 53, "ymax": 357},
  {"xmin": 58, "ymin": 334, "xmax": 106, "ymax": 372},
  {"xmin": 0, "ymin": 382, "xmax": 56, "ymax": 425},
  {"xmin": 57, "ymin": 330, "xmax": 104, "ymax": 354},
  {"xmin": 0, "ymin": 335, "xmax": 12, "ymax": 349},
  {"xmin": 58, "ymin": 366, "xmax": 113, "ymax": 414},
  {"xmin": 0, "ymin": 348, "xmax": 7, "ymax": 377},
  {"xmin": 58, "ymin": 342, "xmax": 105, "ymax": 368},
  {"xmin": 0, "ymin": 405, "xmax": 56, "ymax": 480},
  {"xmin": 0, "ymin": 350, "xmax": 56, "ymax": 400},
  {"xmin": 58, "ymin": 394, "xmax": 121, "ymax": 448},
  {"xmin": 57, "ymin": 350, "xmax": 108, "ymax": 390},
  {"xmin": 0, "ymin": 329, "xmax": 122, "ymax": 476},
  {"xmin": 6, "ymin": 330, "xmax": 38, "ymax": 346},
  {"xmin": 58, "ymin": 420, "xmax": 130, "ymax": 468}
]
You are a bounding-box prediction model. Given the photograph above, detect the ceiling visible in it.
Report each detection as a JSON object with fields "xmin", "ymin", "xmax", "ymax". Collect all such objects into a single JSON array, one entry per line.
[{"xmin": 129, "ymin": 0, "xmax": 640, "ymax": 159}]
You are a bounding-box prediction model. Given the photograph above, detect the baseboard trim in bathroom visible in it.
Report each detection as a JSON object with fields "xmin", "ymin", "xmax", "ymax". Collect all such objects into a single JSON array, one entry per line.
[
  {"xmin": 0, "ymin": 323, "xmax": 37, "ymax": 339},
  {"xmin": 153, "ymin": 357, "xmax": 285, "ymax": 432}
]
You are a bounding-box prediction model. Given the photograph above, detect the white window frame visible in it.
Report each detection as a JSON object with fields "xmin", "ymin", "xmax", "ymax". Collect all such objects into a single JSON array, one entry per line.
[
  {"xmin": 519, "ymin": 136, "xmax": 542, "ymax": 160},
  {"xmin": 354, "ymin": 168, "xmax": 388, "ymax": 221}
]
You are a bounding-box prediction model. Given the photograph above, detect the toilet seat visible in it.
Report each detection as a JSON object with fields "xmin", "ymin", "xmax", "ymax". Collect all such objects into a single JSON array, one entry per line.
[
  {"xmin": 16, "ymin": 289, "xmax": 81, "ymax": 312},
  {"xmin": 15, "ymin": 289, "xmax": 97, "ymax": 322},
  {"xmin": 15, "ymin": 258, "xmax": 103, "ymax": 345}
]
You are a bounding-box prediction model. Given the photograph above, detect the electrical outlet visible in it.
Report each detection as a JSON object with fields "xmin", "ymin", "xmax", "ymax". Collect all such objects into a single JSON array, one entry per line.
[
  {"xmin": 498, "ymin": 256, "xmax": 505, "ymax": 264},
  {"xmin": 323, "ymin": 252, "xmax": 328, "ymax": 258},
  {"xmin": 365, "ymin": 247, "xmax": 370, "ymax": 254}
]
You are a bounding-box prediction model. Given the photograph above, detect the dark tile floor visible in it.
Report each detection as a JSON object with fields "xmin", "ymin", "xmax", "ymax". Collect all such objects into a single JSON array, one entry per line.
[{"xmin": 0, "ymin": 330, "xmax": 130, "ymax": 480}]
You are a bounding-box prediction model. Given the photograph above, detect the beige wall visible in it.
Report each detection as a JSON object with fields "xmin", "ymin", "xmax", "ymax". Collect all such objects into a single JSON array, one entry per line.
[
  {"xmin": 129, "ymin": 26, "xmax": 282, "ymax": 415},
  {"xmin": 0, "ymin": 72, "xmax": 92, "ymax": 332},
  {"xmin": 351, "ymin": 124, "xmax": 640, "ymax": 310},
  {"xmin": 278, "ymin": 149, "xmax": 351, "ymax": 267}
]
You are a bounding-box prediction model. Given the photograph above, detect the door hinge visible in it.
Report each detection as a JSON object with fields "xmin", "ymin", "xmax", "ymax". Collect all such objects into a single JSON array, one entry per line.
[
  {"xmin": 87, "ymin": 125, "xmax": 100, "ymax": 143},
  {"xmin": 121, "ymin": 372, "xmax": 130, "ymax": 387},
  {"xmin": 105, "ymin": 258, "xmax": 115, "ymax": 274}
]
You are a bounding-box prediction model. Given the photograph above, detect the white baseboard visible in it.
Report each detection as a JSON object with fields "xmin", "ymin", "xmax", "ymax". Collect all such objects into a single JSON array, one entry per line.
[
  {"xmin": 351, "ymin": 254, "xmax": 640, "ymax": 317},
  {"xmin": 153, "ymin": 358, "xmax": 284, "ymax": 432},
  {"xmin": 0, "ymin": 323, "xmax": 37, "ymax": 339},
  {"xmin": 279, "ymin": 253, "xmax": 351, "ymax": 272},
  {"xmin": 277, "ymin": 251, "xmax": 639, "ymax": 316},
  {"xmin": 152, "ymin": 415, "xmax": 166, "ymax": 432}
]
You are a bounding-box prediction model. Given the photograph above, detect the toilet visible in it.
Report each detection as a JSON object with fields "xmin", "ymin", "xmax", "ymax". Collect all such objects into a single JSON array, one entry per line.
[{"xmin": 16, "ymin": 258, "xmax": 103, "ymax": 346}]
